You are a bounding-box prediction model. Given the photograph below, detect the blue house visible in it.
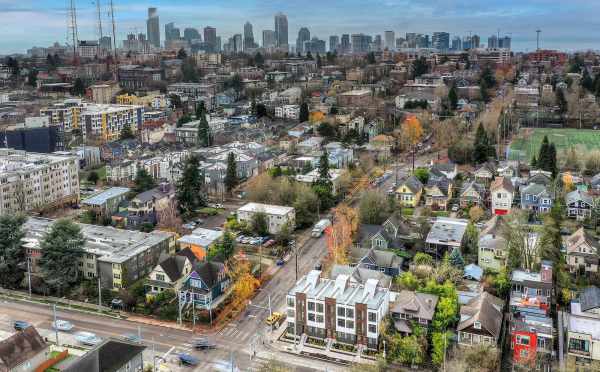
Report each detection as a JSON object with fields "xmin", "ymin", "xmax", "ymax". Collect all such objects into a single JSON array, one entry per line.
[
  {"xmin": 520, "ymin": 182, "xmax": 554, "ymax": 214},
  {"xmin": 179, "ymin": 261, "xmax": 230, "ymax": 309}
]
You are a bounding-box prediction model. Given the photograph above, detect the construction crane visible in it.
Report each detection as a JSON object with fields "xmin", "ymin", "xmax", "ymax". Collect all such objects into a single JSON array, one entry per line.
[
  {"xmin": 67, "ymin": 0, "xmax": 79, "ymax": 60},
  {"xmin": 93, "ymin": 0, "xmax": 103, "ymax": 41}
]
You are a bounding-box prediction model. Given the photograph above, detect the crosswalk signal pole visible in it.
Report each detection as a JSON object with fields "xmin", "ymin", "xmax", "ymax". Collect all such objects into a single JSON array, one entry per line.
[{"xmin": 291, "ymin": 240, "xmax": 298, "ymax": 281}]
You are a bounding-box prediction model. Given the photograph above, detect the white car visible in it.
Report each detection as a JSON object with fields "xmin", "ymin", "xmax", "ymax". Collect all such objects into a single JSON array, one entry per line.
[
  {"xmin": 75, "ymin": 331, "xmax": 102, "ymax": 346},
  {"xmin": 52, "ymin": 320, "xmax": 74, "ymax": 332}
]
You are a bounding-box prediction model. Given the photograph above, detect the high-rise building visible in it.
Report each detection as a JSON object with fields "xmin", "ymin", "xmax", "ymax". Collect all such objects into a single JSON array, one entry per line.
[
  {"xmin": 274, "ymin": 12, "xmax": 288, "ymax": 49},
  {"xmin": 488, "ymin": 35, "xmax": 498, "ymax": 49},
  {"xmin": 384, "ymin": 31, "xmax": 395, "ymax": 50},
  {"xmin": 499, "ymin": 36, "xmax": 511, "ymax": 50},
  {"xmin": 472, "ymin": 35, "xmax": 481, "ymax": 49},
  {"xmin": 329, "ymin": 35, "xmax": 339, "ymax": 52},
  {"xmin": 451, "ymin": 36, "xmax": 462, "ymax": 51},
  {"xmin": 243, "ymin": 22, "xmax": 255, "ymax": 51},
  {"xmin": 341, "ymin": 34, "xmax": 351, "ymax": 54},
  {"xmin": 146, "ymin": 8, "xmax": 160, "ymax": 48},
  {"xmin": 432, "ymin": 32, "xmax": 450, "ymax": 50},
  {"xmin": 373, "ymin": 35, "xmax": 382, "ymax": 51},
  {"xmin": 203, "ymin": 26, "xmax": 217, "ymax": 52},
  {"xmin": 183, "ymin": 28, "xmax": 201, "ymax": 44},
  {"xmin": 351, "ymin": 34, "xmax": 370, "ymax": 53},
  {"xmin": 233, "ymin": 34, "xmax": 243, "ymax": 53},
  {"xmin": 296, "ymin": 27, "xmax": 310, "ymax": 54},
  {"xmin": 215, "ymin": 36, "xmax": 222, "ymax": 52},
  {"xmin": 262, "ymin": 30, "xmax": 276, "ymax": 49},
  {"xmin": 304, "ymin": 37, "xmax": 326, "ymax": 54},
  {"xmin": 165, "ymin": 22, "xmax": 180, "ymax": 44}
]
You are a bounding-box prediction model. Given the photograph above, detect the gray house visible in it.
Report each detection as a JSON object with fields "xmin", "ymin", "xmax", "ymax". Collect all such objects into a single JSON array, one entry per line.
[
  {"xmin": 566, "ymin": 189, "xmax": 594, "ymax": 220},
  {"xmin": 520, "ymin": 182, "xmax": 553, "ymax": 214}
]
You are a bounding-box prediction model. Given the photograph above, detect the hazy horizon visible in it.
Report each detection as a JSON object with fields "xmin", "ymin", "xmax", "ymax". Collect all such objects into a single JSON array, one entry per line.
[{"xmin": 1, "ymin": 0, "xmax": 599, "ymax": 54}]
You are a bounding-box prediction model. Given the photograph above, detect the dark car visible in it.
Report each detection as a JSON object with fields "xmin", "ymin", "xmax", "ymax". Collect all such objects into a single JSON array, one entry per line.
[
  {"xmin": 314, "ymin": 263, "xmax": 322, "ymax": 270},
  {"xmin": 179, "ymin": 353, "xmax": 199, "ymax": 366},
  {"xmin": 14, "ymin": 320, "xmax": 31, "ymax": 331},
  {"xmin": 276, "ymin": 258, "xmax": 285, "ymax": 266},
  {"xmin": 192, "ymin": 337, "xmax": 217, "ymax": 350}
]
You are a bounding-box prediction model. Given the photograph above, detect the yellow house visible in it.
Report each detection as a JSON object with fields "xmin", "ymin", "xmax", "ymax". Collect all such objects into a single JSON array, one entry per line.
[{"xmin": 395, "ymin": 175, "xmax": 424, "ymax": 207}]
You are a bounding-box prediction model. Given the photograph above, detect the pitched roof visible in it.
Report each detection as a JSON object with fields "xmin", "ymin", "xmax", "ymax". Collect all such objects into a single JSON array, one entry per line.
[
  {"xmin": 0, "ymin": 327, "xmax": 47, "ymax": 370},
  {"xmin": 426, "ymin": 176, "xmax": 452, "ymax": 196},
  {"xmin": 330, "ymin": 264, "xmax": 392, "ymax": 288},
  {"xmin": 357, "ymin": 248, "xmax": 403, "ymax": 270},
  {"xmin": 457, "ymin": 292, "xmax": 504, "ymax": 339},
  {"xmin": 390, "ymin": 290, "xmax": 438, "ymax": 321},
  {"xmin": 460, "ymin": 181, "xmax": 485, "ymax": 198},
  {"xmin": 158, "ymin": 255, "xmax": 189, "ymax": 282},
  {"xmin": 566, "ymin": 189, "xmax": 593, "ymax": 206},
  {"xmin": 566, "ymin": 227, "xmax": 600, "ymax": 252},
  {"xmin": 398, "ymin": 175, "xmax": 423, "ymax": 194},
  {"xmin": 580, "ymin": 286, "xmax": 600, "ymax": 312},
  {"xmin": 63, "ymin": 339, "xmax": 146, "ymax": 372},
  {"xmin": 194, "ymin": 261, "xmax": 225, "ymax": 289},
  {"xmin": 490, "ymin": 176, "xmax": 514, "ymax": 193}
]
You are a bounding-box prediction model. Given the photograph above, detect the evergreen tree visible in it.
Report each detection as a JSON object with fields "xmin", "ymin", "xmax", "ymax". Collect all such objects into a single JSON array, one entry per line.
[
  {"xmin": 582, "ymin": 69, "xmax": 594, "ymax": 93},
  {"xmin": 195, "ymin": 101, "xmax": 206, "ymax": 119},
  {"xmin": 224, "ymin": 152, "xmax": 238, "ymax": 194},
  {"xmin": 448, "ymin": 85, "xmax": 458, "ymax": 110},
  {"xmin": 556, "ymin": 88, "xmax": 568, "ymax": 115},
  {"xmin": 472, "ymin": 124, "xmax": 492, "ymax": 164},
  {"xmin": 531, "ymin": 154, "xmax": 538, "ymax": 168},
  {"xmin": 27, "ymin": 69, "xmax": 38, "ymax": 87},
  {"xmin": 306, "ymin": 51, "xmax": 314, "ymax": 60},
  {"xmin": 38, "ymin": 219, "xmax": 86, "ymax": 295},
  {"xmin": 120, "ymin": 122, "xmax": 135, "ymax": 140},
  {"xmin": 176, "ymin": 156, "xmax": 206, "ymax": 218},
  {"xmin": 0, "ymin": 214, "xmax": 27, "ymax": 289},
  {"xmin": 133, "ymin": 168, "xmax": 156, "ymax": 193},
  {"xmin": 299, "ymin": 102, "xmax": 309, "ymax": 122},
  {"xmin": 316, "ymin": 53, "xmax": 322, "ymax": 68},
  {"xmin": 313, "ymin": 149, "xmax": 334, "ymax": 209},
  {"xmin": 197, "ymin": 112, "xmax": 211, "ymax": 147},
  {"xmin": 367, "ymin": 52, "xmax": 376, "ymax": 65},
  {"xmin": 72, "ymin": 78, "xmax": 86, "ymax": 96},
  {"xmin": 548, "ymin": 143, "xmax": 558, "ymax": 177},
  {"xmin": 254, "ymin": 52, "xmax": 264, "ymax": 67},
  {"xmin": 177, "ymin": 48, "xmax": 187, "ymax": 59}
]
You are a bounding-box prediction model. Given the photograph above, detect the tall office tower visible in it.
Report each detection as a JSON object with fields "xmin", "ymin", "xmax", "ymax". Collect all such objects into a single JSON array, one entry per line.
[
  {"xmin": 405, "ymin": 33, "xmax": 419, "ymax": 48},
  {"xmin": 274, "ymin": 12, "xmax": 288, "ymax": 48},
  {"xmin": 373, "ymin": 35, "xmax": 382, "ymax": 51},
  {"xmin": 262, "ymin": 30, "xmax": 276, "ymax": 48},
  {"xmin": 165, "ymin": 22, "xmax": 180, "ymax": 44},
  {"xmin": 384, "ymin": 31, "xmax": 395, "ymax": 50},
  {"xmin": 232, "ymin": 34, "xmax": 244, "ymax": 53},
  {"xmin": 395, "ymin": 37, "xmax": 405, "ymax": 49},
  {"xmin": 472, "ymin": 34, "xmax": 481, "ymax": 48},
  {"xmin": 463, "ymin": 36, "xmax": 472, "ymax": 50},
  {"xmin": 499, "ymin": 36, "xmax": 511, "ymax": 50},
  {"xmin": 422, "ymin": 35, "xmax": 430, "ymax": 48},
  {"xmin": 451, "ymin": 36, "xmax": 462, "ymax": 51},
  {"xmin": 216, "ymin": 36, "xmax": 222, "ymax": 52},
  {"xmin": 304, "ymin": 37, "xmax": 326, "ymax": 54},
  {"xmin": 243, "ymin": 21, "xmax": 255, "ymax": 51},
  {"xmin": 488, "ymin": 35, "xmax": 498, "ymax": 49},
  {"xmin": 183, "ymin": 28, "xmax": 201, "ymax": 43},
  {"xmin": 432, "ymin": 32, "xmax": 450, "ymax": 50},
  {"xmin": 146, "ymin": 7, "xmax": 160, "ymax": 48},
  {"xmin": 296, "ymin": 27, "xmax": 310, "ymax": 54},
  {"xmin": 329, "ymin": 35, "xmax": 339, "ymax": 52},
  {"xmin": 351, "ymin": 34, "xmax": 370, "ymax": 53},
  {"xmin": 203, "ymin": 26, "xmax": 217, "ymax": 51},
  {"xmin": 340, "ymin": 34, "xmax": 351, "ymax": 54}
]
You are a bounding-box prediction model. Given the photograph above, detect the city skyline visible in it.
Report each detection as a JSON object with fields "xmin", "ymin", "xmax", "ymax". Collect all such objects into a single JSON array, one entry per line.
[{"xmin": 1, "ymin": 0, "xmax": 600, "ymax": 54}]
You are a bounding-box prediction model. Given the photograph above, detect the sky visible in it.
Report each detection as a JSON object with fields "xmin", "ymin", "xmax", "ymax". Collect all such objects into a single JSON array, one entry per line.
[{"xmin": 1, "ymin": 0, "xmax": 599, "ymax": 54}]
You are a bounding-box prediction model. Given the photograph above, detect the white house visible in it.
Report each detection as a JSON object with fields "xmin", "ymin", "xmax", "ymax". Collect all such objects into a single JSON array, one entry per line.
[
  {"xmin": 275, "ymin": 105, "xmax": 300, "ymax": 120},
  {"xmin": 490, "ymin": 176, "xmax": 514, "ymax": 215},
  {"xmin": 237, "ymin": 202, "xmax": 296, "ymax": 234}
]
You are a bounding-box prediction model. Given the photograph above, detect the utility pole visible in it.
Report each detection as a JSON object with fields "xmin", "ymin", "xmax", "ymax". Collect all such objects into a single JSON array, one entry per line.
[
  {"xmin": 191, "ymin": 288, "xmax": 196, "ymax": 330},
  {"xmin": 97, "ymin": 274, "xmax": 102, "ymax": 309},
  {"xmin": 26, "ymin": 257, "xmax": 32, "ymax": 297},
  {"xmin": 53, "ymin": 304, "xmax": 59, "ymax": 345},
  {"xmin": 291, "ymin": 240, "xmax": 298, "ymax": 281}
]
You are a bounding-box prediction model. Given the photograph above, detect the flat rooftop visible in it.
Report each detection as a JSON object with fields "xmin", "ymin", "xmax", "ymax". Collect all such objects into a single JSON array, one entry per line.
[
  {"xmin": 24, "ymin": 217, "xmax": 174, "ymax": 264},
  {"xmin": 238, "ymin": 202, "xmax": 294, "ymax": 216},
  {"xmin": 178, "ymin": 228, "xmax": 223, "ymax": 247},
  {"xmin": 82, "ymin": 187, "xmax": 130, "ymax": 206},
  {"xmin": 0, "ymin": 149, "xmax": 77, "ymax": 175},
  {"xmin": 426, "ymin": 218, "xmax": 468, "ymax": 247}
]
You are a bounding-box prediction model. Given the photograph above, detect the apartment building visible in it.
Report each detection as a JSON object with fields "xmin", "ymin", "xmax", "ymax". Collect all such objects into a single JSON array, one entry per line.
[
  {"xmin": 23, "ymin": 217, "xmax": 176, "ymax": 290},
  {"xmin": 237, "ymin": 202, "xmax": 295, "ymax": 234},
  {"xmin": 567, "ymin": 286, "xmax": 600, "ymax": 370},
  {"xmin": 0, "ymin": 149, "xmax": 79, "ymax": 214},
  {"xmin": 286, "ymin": 270, "xmax": 390, "ymax": 349},
  {"xmin": 79, "ymin": 104, "xmax": 144, "ymax": 142},
  {"xmin": 274, "ymin": 105, "xmax": 300, "ymax": 120},
  {"xmin": 40, "ymin": 99, "xmax": 83, "ymax": 131}
]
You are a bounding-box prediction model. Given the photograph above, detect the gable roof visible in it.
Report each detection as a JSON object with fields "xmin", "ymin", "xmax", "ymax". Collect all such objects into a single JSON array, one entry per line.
[
  {"xmin": 460, "ymin": 181, "xmax": 485, "ymax": 198},
  {"xmin": 398, "ymin": 175, "xmax": 423, "ymax": 194},
  {"xmin": 490, "ymin": 176, "xmax": 514, "ymax": 193},
  {"xmin": 566, "ymin": 227, "xmax": 600, "ymax": 252},
  {"xmin": 357, "ymin": 247, "xmax": 403, "ymax": 270},
  {"xmin": 193, "ymin": 261, "xmax": 226, "ymax": 289},
  {"xmin": 391, "ymin": 290, "xmax": 438, "ymax": 321},
  {"xmin": 521, "ymin": 182, "xmax": 552, "ymax": 197},
  {"xmin": 63, "ymin": 339, "xmax": 146, "ymax": 372},
  {"xmin": 566, "ymin": 189, "xmax": 593, "ymax": 206},
  {"xmin": 457, "ymin": 292, "xmax": 504, "ymax": 339},
  {"xmin": 158, "ymin": 255, "xmax": 189, "ymax": 282},
  {"xmin": 0, "ymin": 326, "xmax": 47, "ymax": 370},
  {"xmin": 330, "ymin": 264, "xmax": 392, "ymax": 288},
  {"xmin": 426, "ymin": 176, "xmax": 452, "ymax": 196},
  {"xmin": 580, "ymin": 286, "xmax": 600, "ymax": 312}
]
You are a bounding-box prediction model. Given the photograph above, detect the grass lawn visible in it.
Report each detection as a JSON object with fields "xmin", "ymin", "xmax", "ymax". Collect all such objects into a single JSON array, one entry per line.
[
  {"xmin": 401, "ymin": 208, "xmax": 415, "ymax": 216},
  {"xmin": 509, "ymin": 128, "xmax": 600, "ymax": 162}
]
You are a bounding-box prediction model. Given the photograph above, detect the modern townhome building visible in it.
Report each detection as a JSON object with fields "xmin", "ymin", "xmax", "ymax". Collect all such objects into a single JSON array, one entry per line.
[
  {"xmin": 127, "ymin": 184, "xmax": 175, "ymax": 228},
  {"xmin": 23, "ymin": 217, "xmax": 175, "ymax": 290},
  {"xmin": 567, "ymin": 286, "xmax": 600, "ymax": 370},
  {"xmin": 457, "ymin": 292, "xmax": 504, "ymax": 348},
  {"xmin": 286, "ymin": 270, "xmax": 390, "ymax": 349},
  {"xmin": 566, "ymin": 228, "xmax": 600, "ymax": 275},
  {"xmin": 491, "ymin": 176, "xmax": 514, "ymax": 215},
  {"xmin": 0, "ymin": 149, "xmax": 80, "ymax": 215},
  {"xmin": 425, "ymin": 218, "xmax": 468, "ymax": 257},
  {"xmin": 237, "ymin": 202, "xmax": 296, "ymax": 234},
  {"xmin": 390, "ymin": 290, "xmax": 438, "ymax": 335},
  {"xmin": 81, "ymin": 187, "xmax": 130, "ymax": 218},
  {"xmin": 566, "ymin": 189, "xmax": 594, "ymax": 221}
]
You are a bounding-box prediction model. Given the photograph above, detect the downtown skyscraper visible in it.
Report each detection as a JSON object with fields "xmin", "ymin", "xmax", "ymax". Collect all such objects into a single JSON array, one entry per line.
[
  {"xmin": 274, "ymin": 12, "xmax": 288, "ymax": 49},
  {"xmin": 244, "ymin": 22, "xmax": 256, "ymax": 51},
  {"xmin": 296, "ymin": 27, "xmax": 310, "ymax": 54},
  {"xmin": 146, "ymin": 7, "xmax": 160, "ymax": 48},
  {"xmin": 204, "ymin": 26, "xmax": 217, "ymax": 52}
]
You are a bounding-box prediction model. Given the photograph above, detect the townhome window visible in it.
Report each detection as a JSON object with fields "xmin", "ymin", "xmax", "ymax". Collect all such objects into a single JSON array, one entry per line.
[
  {"xmin": 308, "ymin": 313, "xmax": 315, "ymax": 322},
  {"xmin": 308, "ymin": 302, "xmax": 315, "ymax": 311},
  {"xmin": 316, "ymin": 303, "xmax": 324, "ymax": 313},
  {"xmin": 346, "ymin": 309, "xmax": 354, "ymax": 318},
  {"xmin": 368, "ymin": 324, "xmax": 377, "ymax": 333},
  {"xmin": 516, "ymin": 335, "xmax": 530, "ymax": 346},
  {"xmin": 337, "ymin": 318, "xmax": 345, "ymax": 327},
  {"xmin": 337, "ymin": 307, "xmax": 345, "ymax": 317},
  {"xmin": 368, "ymin": 312, "xmax": 376, "ymax": 322},
  {"xmin": 316, "ymin": 315, "xmax": 324, "ymax": 323},
  {"xmin": 346, "ymin": 320, "xmax": 354, "ymax": 329}
]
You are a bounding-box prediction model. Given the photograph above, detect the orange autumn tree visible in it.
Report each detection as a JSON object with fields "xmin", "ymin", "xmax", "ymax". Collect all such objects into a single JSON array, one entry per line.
[
  {"xmin": 327, "ymin": 204, "xmax": 359, "ymax": 265},
  {"xmin": 401, "ymin": 115, "xmax": 423, "ymax": 171},
  {"xmin": 229, "ymin": 258, "xmax": 260, "ymax": 309}
]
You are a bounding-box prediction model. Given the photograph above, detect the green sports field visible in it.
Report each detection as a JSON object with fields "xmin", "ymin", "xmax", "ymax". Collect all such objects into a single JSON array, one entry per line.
[{"xmin": 508, "ymin": 128, "xmax": 600, "ymax": 162}]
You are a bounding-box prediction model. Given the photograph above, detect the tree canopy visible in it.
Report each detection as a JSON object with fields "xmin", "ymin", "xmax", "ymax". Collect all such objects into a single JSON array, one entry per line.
[
  {"xmin": 224, "ymin": 152, "xmax": 238, "ymax": 193},
  {"xmin": 176, "ymin": 156, "xmax": 206, "ymax": 218},
  {"xmin": 133, "ymin": 168, "xmax": 156, "ymax": 193},
  {"xmin": 0, "ymin": 214, "xmax": 27, "ymax": 289}
]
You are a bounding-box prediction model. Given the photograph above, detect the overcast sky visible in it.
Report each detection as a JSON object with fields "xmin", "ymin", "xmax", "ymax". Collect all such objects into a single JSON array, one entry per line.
[{"xmin": 1, "ymin": 0, "xmax": 599, "ymax": 54}]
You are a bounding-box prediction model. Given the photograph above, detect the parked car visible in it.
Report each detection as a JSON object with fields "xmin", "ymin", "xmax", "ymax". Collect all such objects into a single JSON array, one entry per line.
[
  {"xmin": 195, "ymin": 219, "xmax": 205, "ymax": 225},
  {"xmin": 52, "ymin": 320, "xmax": 74, "ymax": 332},
  {"xmin": 264, "ymin": 239, "xmax": 276, "ymax": 248},
  {"xmin": 276, "ymin": 258, "xmax": 285, "ymax": 266},
  {"xmin": 265, "ymin": 312, "xmax": 286, "ymax": 328},
  {"xmin": 236, "ymin": 235, "xmax": 245, "ymax": 243},
  {"xmin": 75, "ymin": 332, "xmax": 102, "ymax": 346},
  {"xmin": 314, "ymin": 263, "xmax": 322, "ymax": 270},
  {"xmin": 178, "ymin": 353, "xmax": 199, "ymax": 366},
  {"xmin": 451, "ymin": 204, "xmax": 459, "ymax": 212},
  {"xmin": 121, "ymin": 334, "xmax": 142, "ymax": 343},
  {"xmin": 13, "ymin": 320, "xmax": 31, "ymax": 331}
]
